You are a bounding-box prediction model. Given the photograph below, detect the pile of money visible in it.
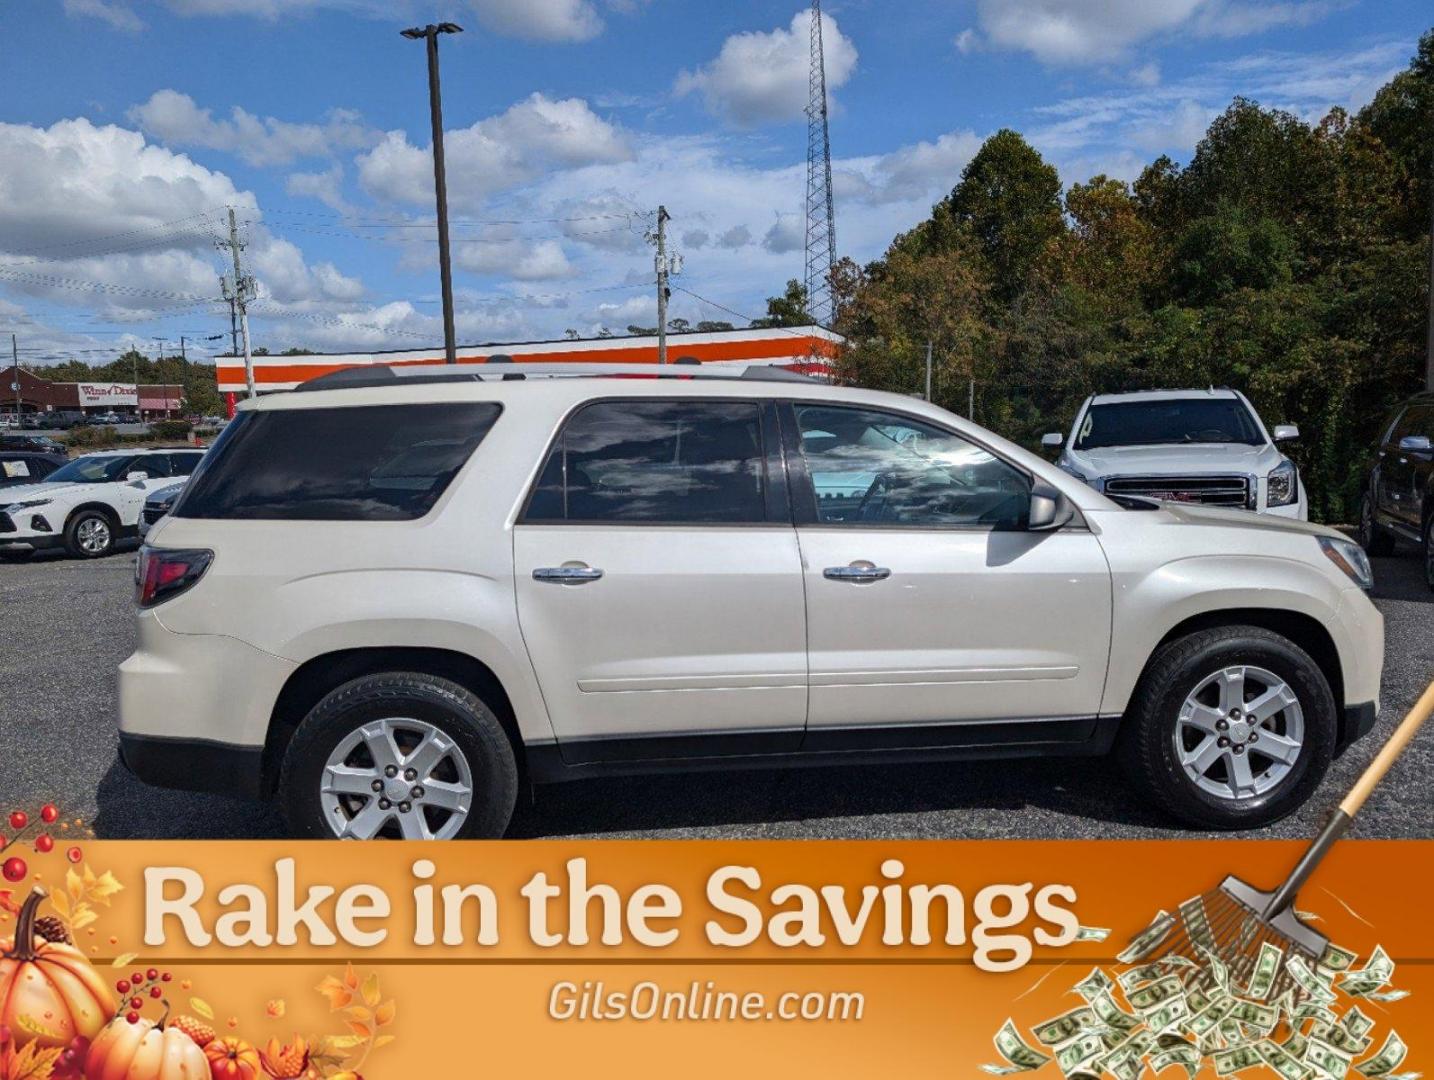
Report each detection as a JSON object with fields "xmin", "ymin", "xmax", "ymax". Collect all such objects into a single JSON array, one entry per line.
[{"xmin": 982, "ymin": 904, "xmax": 1415, "ymax": 1080}]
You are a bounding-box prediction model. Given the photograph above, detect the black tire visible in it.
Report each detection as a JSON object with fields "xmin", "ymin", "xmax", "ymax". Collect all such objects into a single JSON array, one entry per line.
[
  {"xmin": 1358, "ymin": 492, "xmax": 1395, "ymax": 556},
  {"xmin": 280, "ymin": 672, "xmax": 518, "ymax": 840},
  {"xmin": 1424, "ymin": 515, "xmax": 1434, "ymax": 593},
  {"xmin": 1116, "ymin": 626, "xmax": 1336, "ymax": 830},
  {"xmin": 0, "ymin": 550, "xmax": 32, "ymax": 563},
  {"xmin": 63, "ymin": 508, "xmax": 116, "ymax": 559}
]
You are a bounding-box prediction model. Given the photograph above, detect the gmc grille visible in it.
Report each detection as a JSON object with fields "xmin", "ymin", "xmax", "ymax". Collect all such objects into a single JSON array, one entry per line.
[
  {"xmin": 142, "ymin": 507, "xmax": 168, "ymax": 525},
  {"xmin": 1103, "ymin": 474, "xmax": 1252, "ymax": 508}
]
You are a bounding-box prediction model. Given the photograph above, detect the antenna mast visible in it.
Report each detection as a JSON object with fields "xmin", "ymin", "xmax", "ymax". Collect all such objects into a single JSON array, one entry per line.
[{"xmin": 803, "ymin": 0, "xmax": 837, "ymax": 327}]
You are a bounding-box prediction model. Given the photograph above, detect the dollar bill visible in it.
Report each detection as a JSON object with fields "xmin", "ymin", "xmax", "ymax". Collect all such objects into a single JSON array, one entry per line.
[
  {"xmin": 984, "ymin": 1019, "xmax": 1052, "ymax": 1074},
  {"xmin": 1313, "ymin": 1021, "xmax": 1374, "ymax": 1057},
  {"xmin": 1119, "ymin": 963, "xmax": 1169, "ymax": 992},
  {"xmin": 1356, "ymin": 1032, "xmax": 1407, "ymax": 1078},
  {"xmin": 1151, "ymin": 1044, "xmax": 1201, "ymax": 1078},
  {"xmin": 1259, "ymin": 1038, "xmax": 1313, "ymax": 1080},
  {"xmin": 1227, "ymin": 998, "xmax": 1278, "ymax": 1033},
  {"xmin": 1073, "ymin": 968, "xmax": 1114, "ymax": 1002},
  {"xmin": 1340, "ymin": 947, "xmax": 1395, "ymax": 997},
  {"xmin": 1180, "ymin": 895, "xmax": 1217, "ymax": 952},
  {"xmin": 1320, "ymin": 943, "xmax": 1358, "ymax": 973},
  {"xmin": 1146, "ymin": 996, "xmax": 1191, "ymax": 1034},
  {"xmin": 1186, "ymin": 985, "xmax": 1212, "ymax": 1014},
  {"xmin": 1344, "ymin": 1007, "xmax": 1376, "ymax": 1040},
  {"xmin": 1307, "ymin": 1037, "xmax": 1354, "ymax": 1080},
  {"xmin": 1075, "ymin": 925, "xmax": 1112, "ymax": 942},
  {"xmin": 1199, "ymin": 945, "xmax": 1232, "ymax": 993},
  {"xmin": 1091, "ymin": 991, "xmax": 1141, "ymax": 1034},
  {"xmin": 1283, "ymin": 1031, "xmax": 1309, "ymax": 1060},
  {"xmin": 1033, "ymin": 1007, "xmax": 1099, "ymax": 1047},
  {"xmin": 1118, "ymin": 911, "xmax": 1176, "ymax": 964},
  {"xmin": 1295, "ymin": 1001, "xmax": 1339, "ymax": 1028},
  {"xmin": 1246, "ymin": 941, "xmax": 1284, "ymax": 1001},
  {"xmin": 1288, "ymin": 955, "xmax": 1339, "ymax": 1005},
  {"xmin": 1128, "ymin": 975, "xmax": 1185, "ymax": 1014},
  {"xmin": 1213, "ymin": 1044, "xmax": 1263, "ymax": 1076},
  {"xmin": 1056, "ymin": 1033, "xmax": 1107, "ymax": 1076},
  {"xmin": 1188, "ymin": 997, "xmax": 1236, "ymax": 1038},
  {"xmin": 1363, "ymin": 989, "xmax": 1410, "ymax": 1003}
]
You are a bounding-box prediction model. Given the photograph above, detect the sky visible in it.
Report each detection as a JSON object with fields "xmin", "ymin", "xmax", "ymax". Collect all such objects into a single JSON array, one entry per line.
[{"xmin": 0, "ymin": 0, "xmax": 1430, "ymax": 367}]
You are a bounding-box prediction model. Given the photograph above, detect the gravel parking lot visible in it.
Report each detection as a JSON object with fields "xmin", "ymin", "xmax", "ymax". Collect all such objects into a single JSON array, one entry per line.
[{"xmin": 1, "ymin": 542, "xmax": 1429, "ymax": 840}]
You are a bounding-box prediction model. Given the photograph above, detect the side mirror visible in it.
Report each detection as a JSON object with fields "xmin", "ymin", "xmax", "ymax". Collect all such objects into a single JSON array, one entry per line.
[
  {"xmin": 1027, "ymin": 482, "xmax": 1074, "ymax": 532},
  {"xmin": 1272, "ymin": 424, "xmax": 1299, "ymax": 442},
  {"xmin": 1041, "ymin": 432, "xmax": 1064, "ymax": 449},
  {"xmin": 126, "ymin": 470, "xmax": 149, "ymax": 482},
  {"xmin": 1399, "ymin": 434, "xmax": 1433, "ymax": 453}
]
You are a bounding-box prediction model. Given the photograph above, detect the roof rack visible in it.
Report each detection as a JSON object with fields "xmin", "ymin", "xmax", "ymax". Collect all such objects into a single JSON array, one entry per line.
[{"xmin": 293, "ymin": 361, "xmax": 821, "ymax": 393}]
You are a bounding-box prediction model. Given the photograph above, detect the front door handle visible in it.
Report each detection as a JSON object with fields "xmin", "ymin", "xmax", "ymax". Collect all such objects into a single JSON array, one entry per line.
[
  {"xmin": 823, "ymin": 563, "xmax": 891, "ymax": 583},
  {"xmin": 533, "ymin": 566, "xmax": 603, "ymax": 584}
]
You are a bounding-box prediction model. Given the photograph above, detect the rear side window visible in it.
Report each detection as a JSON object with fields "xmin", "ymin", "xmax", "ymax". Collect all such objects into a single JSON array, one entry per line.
[
  {"xmin": 523, "ymin": 399, "xmax": 767, "ymax": 524},
  {"xmin": 175, "ymin": 403, "xmax": 500, "ymax": 521}
]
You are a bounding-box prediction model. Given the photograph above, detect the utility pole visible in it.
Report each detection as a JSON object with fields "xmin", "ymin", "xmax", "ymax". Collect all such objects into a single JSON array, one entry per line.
[
  {"xmin": 224, "ymin": 293, "xmax": 239, "ymax": 355},
  {"xmin": 923, "ymin": 341, "xmax": 933, "ymax": 402},
  {"xmin": 655, "ymin": 206, "xmax": 670, "ymax": 364},
  {"xmin": 1426, "ymin": 136, "xmax": 1434, "ymax": 390},
  {"xmin": 402, "ymin": 22, "xmax": 462, "ymax": 364},
  {"xmin": 219, "ymin": 207, "xmax": 256, "ymax": 398}
]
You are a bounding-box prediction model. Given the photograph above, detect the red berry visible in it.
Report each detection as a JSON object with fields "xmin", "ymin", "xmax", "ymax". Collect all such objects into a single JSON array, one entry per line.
[
  {"xmin": 40, "ymin": 805, "xmax": 58, "ymax": 824},
  {"xmin": 146, "ymin": 968, "xmax": 158, "ymax": 981},
  {"xmin": 1, "ymin": 857, "xmax": 26, "ymax": 883},
  {"xmin": 116, "ymin": 980, "xmax": 130, "ymax": 994},
  {"xmin": 66, "ymin": 846, "xmax": 82, "ymax": 864},
  {"xmin": 35, "ymin": 834, "xmax": 54, "ymax": 853},
  {"xmin": 131, "ymin": 972, "xmax": 143, "ymax": 985},
  {"xmin": 161, "ymin": 972, "xmax": 172, "ymax": 982},
  {"xmin": 149, "ymin": 986, "xmax": 162, "ymax": 999},
  {"xmin": 129, "ymin": 997, "xmax": 143, "ymax": 1010},
  {"xmin": 8, "ymin": 811, "xmax": 26, "ymax": 831},
  {"xmin": 126, "ymin": 1012, "xmax": 139, "ymax": 1024}
]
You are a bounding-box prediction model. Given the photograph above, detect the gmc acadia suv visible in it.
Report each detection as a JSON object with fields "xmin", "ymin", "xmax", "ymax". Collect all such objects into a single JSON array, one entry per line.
[
  {"xmin": 1359, "ymin": 389, "xmax": 1434, "ymax": 589},
  {"xmin": 119, "ymin": 364, "xmax": 1383, "ymax": 837}
]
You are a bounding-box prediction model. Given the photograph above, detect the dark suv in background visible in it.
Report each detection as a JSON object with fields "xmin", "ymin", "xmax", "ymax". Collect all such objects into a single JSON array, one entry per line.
[{"xmin": 1360, "ymin": 389, "xmax": 1434, "ymax": 588}]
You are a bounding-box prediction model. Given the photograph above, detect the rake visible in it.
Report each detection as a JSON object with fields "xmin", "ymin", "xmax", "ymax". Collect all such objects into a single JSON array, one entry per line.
[{"xmin": 1135, "ymin": 678, "xmax": 1434, "ymax": 1004}]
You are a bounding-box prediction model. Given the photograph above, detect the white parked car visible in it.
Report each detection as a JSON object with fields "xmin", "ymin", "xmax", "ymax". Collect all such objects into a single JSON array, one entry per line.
[
  {"xmin": 1043, "ymin": 389, "xmax": 1306, "ymax": 519},
  {"xmin": 0, "ymin": 447, "xmax": 205, "ymax": 560},
  {"xmin": 121, "ymin": 364, "xmax": 1381, "ymax": 837}
]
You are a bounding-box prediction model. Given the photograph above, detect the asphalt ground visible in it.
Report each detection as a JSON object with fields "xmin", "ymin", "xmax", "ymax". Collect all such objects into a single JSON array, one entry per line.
[{"xmin": 1, "ymin": 542, "xmax": 1430, "ymax": 840}]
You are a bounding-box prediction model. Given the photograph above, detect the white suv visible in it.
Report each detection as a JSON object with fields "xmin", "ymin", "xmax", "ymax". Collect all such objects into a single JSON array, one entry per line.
[
  {"xmin": 1044, "ymin": 389, "xmax": 1306, "ymax": 518},
  {"xmin": 119, "ymin": 365, "xmax": 1382, "ymax": 836},
  {"xmin": 1, "ymin": 447, "xmax": 205, "ymax": 560}
]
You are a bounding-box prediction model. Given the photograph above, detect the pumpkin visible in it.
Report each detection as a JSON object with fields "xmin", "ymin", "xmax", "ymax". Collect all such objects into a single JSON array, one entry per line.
[
  {"xmin": 84, "ymin": 1013, "xmax": 209, "ymax": 1080},
  {"xmin": 204, "ymin": 1036, "xmax": 262, "ymax": 1080},
  {"xmin": 0, "ymin": 888, "xmax": 115, "ymax": 1050}
]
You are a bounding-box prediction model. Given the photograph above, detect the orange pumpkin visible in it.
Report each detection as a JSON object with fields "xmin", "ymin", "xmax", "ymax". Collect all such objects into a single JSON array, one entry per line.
[
  {"xmin": 204, "ymin": 1036, "xmax": 262, "ymax": 1080},
  {"xmin": 85, "ymin": 1014, "xmax": 208, "ymax": 1080},
  {"xmin": 0, "ymin": 888, "xmax": 115, "ymax": 1050}
]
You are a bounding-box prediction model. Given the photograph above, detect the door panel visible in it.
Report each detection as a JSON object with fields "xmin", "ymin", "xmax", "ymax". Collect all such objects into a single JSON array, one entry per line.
[
  {"xmin": 798, "ymin": 528, "xmax": 1112, "ymax": 727},
  {"xmin": 514, "ymin": 526, "xmax": 807, "ymax": 746}
]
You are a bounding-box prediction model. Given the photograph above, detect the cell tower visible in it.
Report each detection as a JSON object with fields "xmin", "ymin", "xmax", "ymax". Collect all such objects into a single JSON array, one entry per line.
[{"xmin": 803, "ymin": 0, "xmax": 837, "ymax": 327}]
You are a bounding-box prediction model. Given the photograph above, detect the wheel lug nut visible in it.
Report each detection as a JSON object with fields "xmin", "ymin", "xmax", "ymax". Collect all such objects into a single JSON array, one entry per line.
[
  {"xmin": 1218, "ymin": 736, "xmax": 1231, "ymax": 747},
  {"xmin": 370, "ymin": 780, "xmax": 383, "ymax": 793},
  {"xmin": 1248, "ymin": 732, "xmax": 1258, "ymax": 742},
  {"xmin": 1232, "ymin": 745, "xmax": 1245, "ymax": 755},
  {"xmin": 404, "ymin": 768, "xmax": 417, "ymax": 781},
  {"xmin": 398, "ymin": 801, "xmax": 411, "ymax": 813},
  {"xmin": 411, "ymin": 786, "xmax": 425, "ymax": 799},
  {"xmin": 377, "ymin": 798, "xmax": 392, "ymax": 810},
  {"xmin": 384, "ymin": 765, "xmax": 398, "ymax": 778},
  {"xmin": 1229, "ymin": 709, "xmax": 1241, "ymax": 719},
  {"xmin": 1216, "ymin": 720, "xmax": 1229, "ymax": 731}
]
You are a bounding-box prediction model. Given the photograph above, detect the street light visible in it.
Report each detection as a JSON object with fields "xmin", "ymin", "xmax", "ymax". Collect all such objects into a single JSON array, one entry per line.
[{"xmin": 401, "ymin": 21, "xmax": 463, "ymax": 364}]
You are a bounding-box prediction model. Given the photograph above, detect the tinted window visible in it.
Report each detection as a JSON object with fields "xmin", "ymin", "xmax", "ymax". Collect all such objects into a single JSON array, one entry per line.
[
  {"xmin": 524, "ymin": 400, "xmax": 766, "ymax": 524},
  {"xmin": 46, "ymin": 456, "xmax": 135, "ymax": 484},
  {"xmin": 130, "ymin": 455, "xmax": 172, "ymax": 479},
  {"xmin": 165, "ymin": 452, "xmax": 205, "ymax": 477},
  {"xmin": 1075, "ymin": 398, "xmax": 1264, "ymax": 449},
  {"xmin": 1393, "ymin": 405, "xmax": 1434, "ymax": 442},
  {"xmin": 175, "ymin": 403, "xmax": 500, "ymax": 521},
  {"xmin": 795, "ymin": 405, "xmax": 1030, "ymax": 528}
]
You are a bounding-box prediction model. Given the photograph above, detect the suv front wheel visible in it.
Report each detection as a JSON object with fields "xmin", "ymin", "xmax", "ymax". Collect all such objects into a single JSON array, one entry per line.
[
  {"xmin": 280, "ymin": 672, "xmax": 518, "ymax": 840},
  {"xmin": 1117, "ymin": 626, "xmax": 1335, "ymax": 830}
]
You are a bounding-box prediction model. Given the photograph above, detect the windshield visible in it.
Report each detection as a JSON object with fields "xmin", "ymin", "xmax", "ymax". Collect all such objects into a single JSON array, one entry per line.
[
  {"xmin": 1075, "ymin": 399, "xmax": 1264, "ymax": 450},
  {"xmin": 45, "ymin": 455, "xmax": 134, "ymax": 484}
]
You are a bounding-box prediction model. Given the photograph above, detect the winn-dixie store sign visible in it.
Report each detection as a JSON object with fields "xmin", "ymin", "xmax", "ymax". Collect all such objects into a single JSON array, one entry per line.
[{"xmin": 77, "ymin": 382, "xmax": 137, "ymax": 406}]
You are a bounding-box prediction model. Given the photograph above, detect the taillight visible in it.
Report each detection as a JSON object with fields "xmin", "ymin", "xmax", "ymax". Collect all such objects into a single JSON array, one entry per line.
[{"xmin": 135, "ymin": 546, "xmax": 213, "ymax": 608}]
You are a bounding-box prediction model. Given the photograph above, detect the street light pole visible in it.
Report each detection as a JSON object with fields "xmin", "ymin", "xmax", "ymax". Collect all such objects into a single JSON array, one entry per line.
[{"xmin": 402, "ymin": 22, "xmax": 462, "ymax": 364}]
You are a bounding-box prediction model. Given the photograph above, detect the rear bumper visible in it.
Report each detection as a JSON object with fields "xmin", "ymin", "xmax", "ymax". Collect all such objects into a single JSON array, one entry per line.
[
  {"xmin": 1339, "ymin": 701, "xmax": 1379, "ymax": 752},
  {"xmin": 118, "ymin": 732, "xmax": 266, "ymax": 799}
]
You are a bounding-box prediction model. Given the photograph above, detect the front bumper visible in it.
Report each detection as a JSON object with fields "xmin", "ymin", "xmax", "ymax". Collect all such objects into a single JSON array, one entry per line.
[
  {"xmin": 0, "ymin": 534, "xmax": 63, "ymax": 553},
  {"xmin": 0, "ymin": 508, "xmax": 62, "ymax": 551}
]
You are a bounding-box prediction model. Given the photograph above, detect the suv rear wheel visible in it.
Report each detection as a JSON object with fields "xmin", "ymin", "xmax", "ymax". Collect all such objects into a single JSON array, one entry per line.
[
  {"xmin": 1117, "ymin": 626, "xmax": 1335, "ymax": 830},
  {"xmin": 1357, "ymin": 492, "xmax": 1394, "ymax": 556},
  {"xmin": 64, "ymin": 508, "xmax": 115, "ymax": 558},
  {"xmin": 280, "ymin": 672, "xmax": 518, "ymax": 840},
  {"xmin": 1424, "ymin": 515, "xmax": 1434, "ymax": 592}
]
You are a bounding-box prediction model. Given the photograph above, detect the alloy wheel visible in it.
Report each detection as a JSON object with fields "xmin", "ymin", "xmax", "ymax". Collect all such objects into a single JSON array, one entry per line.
[
  {"xmin": 77, "ymin": 517, "xmax": 110, "ymax": 554},
  {"xmin": 320, "ymin": 716, "xmax": 475, "ymax": 840},
  {"xmin": 1172, "ymin": 665, "xmax": 1305, "ymax": 802}
]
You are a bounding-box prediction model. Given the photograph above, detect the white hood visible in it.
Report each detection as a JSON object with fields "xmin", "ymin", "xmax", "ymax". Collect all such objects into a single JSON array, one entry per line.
[
  {"xmin": 1065, "ymin": 441, "xmax": 1282, "ymax": 478},
  {"xmin": 1, "ymin": 481, "xmax": 95, "ymax": 504}
]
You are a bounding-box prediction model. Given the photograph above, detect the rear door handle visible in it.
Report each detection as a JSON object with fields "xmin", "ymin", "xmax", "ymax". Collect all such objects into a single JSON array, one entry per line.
[
  {"xmin": 533, "ymin": 566, "xmax": 604, "ymax": 584},
  {"xmin": 823, "ymin": 564, "xmax": 890, "ymax": 583}
]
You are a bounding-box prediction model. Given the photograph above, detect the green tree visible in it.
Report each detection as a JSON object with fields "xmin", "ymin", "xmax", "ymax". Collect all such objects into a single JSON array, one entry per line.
[{"xmin": 750, "ymin": 279, "xmax": 812, "ymax": 327}]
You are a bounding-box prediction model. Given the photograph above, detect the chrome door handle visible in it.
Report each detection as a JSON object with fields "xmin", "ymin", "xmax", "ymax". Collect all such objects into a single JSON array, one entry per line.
[
  {"xmin": 823, "ymin": 564, "xmax": 890, "ymax": 583},
  {"xmin": 533, "ymin": 566, "xmax": 603, "ymax": 584}
]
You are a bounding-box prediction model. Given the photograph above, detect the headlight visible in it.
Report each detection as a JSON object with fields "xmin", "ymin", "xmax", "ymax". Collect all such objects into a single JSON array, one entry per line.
[
  {"xmin": 3, "ymin": 498, "xmax": 50, "ymax": 514},
  {"xmin": 1267, "ymin": 459, "xmax": 1298, "ymax": 506},
  {"xmin": 1318, "ymin": 536, "xmax": 1373, "ymax": 590}
]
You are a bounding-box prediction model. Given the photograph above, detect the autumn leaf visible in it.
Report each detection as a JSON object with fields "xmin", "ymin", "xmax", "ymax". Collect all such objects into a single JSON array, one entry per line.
[
  {"xmin": 65, "ymin": 869, "xmax": 83, "ymax": 905},
  {"xmin": 110, "ymin": 952, "xmax": 138, "ymax": 968},
  {"xmin": 189, "ymin": 997, "xmax": 215, "ymax": 1020},
  {"xmin": 86, "ymin": 869, "xmax": 124, "ymax": 905},
  {"xmin": 315, "ymin": 975, "xmax": 353, "ymax": 1011},
  {"xmin": 71, "ymin": 908, "xmax": 98, "ymax": 931},
  {"xmin": 342, "ymin": 1006, "xmax": 371, "ymax": 1025},
  {"xmin": 3, "ymin": 1041, "xmax": 64, "ymax": 1080},
  {"xmin": 265, "ymin": 999, "xmax": 285, "ymax": 1019},
  {"xmin": 373, "ymin": 1034, "xmax": 396, "ymax": 1050},
  {"xmin": 360, "ymin": 972, "xmax": 381, "ymax": 1008},
  {"xmin": 344, "ymin": 1020, "xmax": 371, "ymax": 1040},
  {"xmin": 342, "ymin": 963, "xmax": 358, "ymax": 990},
  {"xmin": 373, "ymin": 1000, "xmax": 395, "ymax": 1027},
  {"xmin": 321, "ymin": 1035, "xmax": 365, "ymax": 1052},
  {"xmin": 47, "ymin": 892, "xmax": 69, "ymax": 920},
  {"xmin": 0, "ymin": 890, "xmax": 19, "ymax": 917}
]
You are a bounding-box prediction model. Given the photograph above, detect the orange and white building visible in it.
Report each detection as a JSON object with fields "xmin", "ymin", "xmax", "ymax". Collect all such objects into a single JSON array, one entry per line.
[{"xmin": 214, "ymin": 325, "xmax": 844, "ymax": 396}]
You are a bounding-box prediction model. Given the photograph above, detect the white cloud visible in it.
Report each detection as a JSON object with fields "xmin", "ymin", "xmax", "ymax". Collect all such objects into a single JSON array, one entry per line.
[
  {"xmin": 836, "ymin": 129, "xmax": 983, "ymax": 205},
  {"xmin": 682, "ymin": 229, "xmax": 709, "ymax": 249},
  {"xmin": 968, "ymin": 0, "xmax": 1339, "ymax": 66},
  {"xmin": 716, "ymin": 224, "xmax": 752, "ymax": 249},
  {"xmin": 1130, "ymin": 62, "xmax": 1161, "ymax": 87},
  {"xmin": 467, "ymin": 0, "xmax": 603, "ymax": 43},
  {"xmin": 449, "ymin": 235, "xmax": 575, "ymax": 280},
  {"xmin": 675, "ymin": 9, "xmax": 858, "ymax": 127},
  {"xmin": 63, "ymin": 0, "xmax": 144, "ymax": 32},
  {"xmin": 357, "ymin": 93, "xmax": 631, "ymax": 211},
  {"xmin": 285, "ymin": 164, "xmax": 353, "ymax": 214},
  {"xmin": 128, "ymin": 90, "xmax": 378, "ymax": 167},
  {"xmin": 954, "ymin": 28, "xmax": 979, "ymax": 55},
  {"xmin": 762, "ymin": 214, "xmax": 804, "ymax": 254}
]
